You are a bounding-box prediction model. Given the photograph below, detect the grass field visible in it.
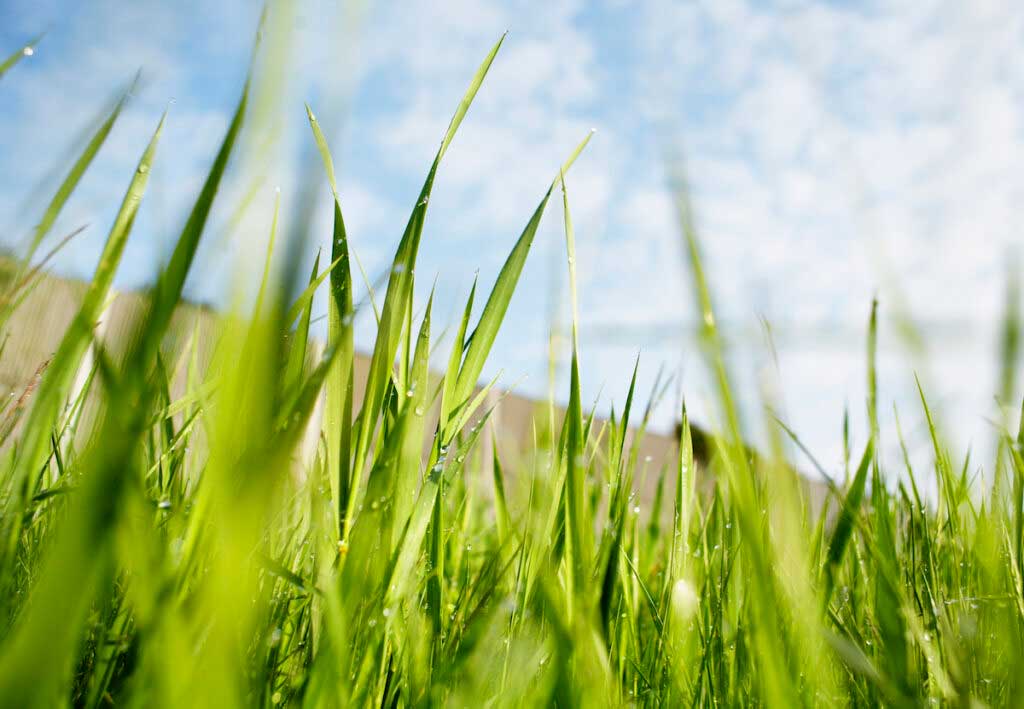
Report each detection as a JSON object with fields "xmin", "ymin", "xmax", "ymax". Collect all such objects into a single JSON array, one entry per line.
[{"xmin": 2, "ymin": 30, "xmax": 1024, "ymax": 708}]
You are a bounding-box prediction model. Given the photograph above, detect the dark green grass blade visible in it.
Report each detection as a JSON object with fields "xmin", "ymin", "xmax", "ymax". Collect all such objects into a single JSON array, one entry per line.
[
  {"xmin": 824, "ymin": 438, "xmax": 874, "ymax": 604},
  {"xmin": 142, "ymin": 80, "xmax": 249, "ymax": 360}
]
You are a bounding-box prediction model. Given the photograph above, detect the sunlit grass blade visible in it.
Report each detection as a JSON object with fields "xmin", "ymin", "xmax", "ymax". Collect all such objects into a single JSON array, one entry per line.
[
  {"xmin": 452, "ymin": 131, "xmax": 594, "ymax": 414},
  {"xmin": 305, "ymin": 104, "xmax": 355, "ymax": 538},
  {"xmin": 3, "ymin": 112, "xmax": 165, "ymax": 525},
  {"xmin": 345, "ymin": 35, "xmax": 506, "ymax": 543}
]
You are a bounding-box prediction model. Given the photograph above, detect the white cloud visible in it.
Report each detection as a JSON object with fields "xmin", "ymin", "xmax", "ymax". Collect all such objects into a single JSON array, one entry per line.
[{"xmin": 2, "ymin": 0, "xmax": 1022, "ymax": 484}]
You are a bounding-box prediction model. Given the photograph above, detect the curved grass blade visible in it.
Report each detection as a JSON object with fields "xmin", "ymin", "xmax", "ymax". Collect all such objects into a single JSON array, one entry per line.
[
  {"xmin": 21, "ymin": 79, "xmax": 135, "ymax": 269},
  {"xmin": 3, "ymin": 112, "xmax": 166, "ymax": 520}
]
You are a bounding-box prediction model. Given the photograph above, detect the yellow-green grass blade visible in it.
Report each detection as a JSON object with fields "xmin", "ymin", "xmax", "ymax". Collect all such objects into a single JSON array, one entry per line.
[
  {"xmin": 559, "ymin": 174, "xmax": 589, "ymax": 615},
  {"xmin": 21, "ymin": 80, "xmax": 134, "ymax": 270},
  {"xmin": 0, "ymin": 35, "xmax": 41, "ymax": 81},
  {"xmin": 3, "ymin": 112, "xmax": 165, "ymax": 521},
  {"xmin": 438, "ymin": 277, "xmax": 476, "ymax": 436},
  {"xmin": 305, "ymin": 104, "xmax": 356, "ymax": 537},
  {"xmin": 283, "ymin": 250, "xmax": 346, "ymax": 327},
  {"xmin": 283, "ymin": 250, "xmax": 321, "ymax": 395},
  {"xmin": 451, "ymin": 131, "xmax": 593, "ymax": 413},
  {"xmin": 395, "ymin": 290, "xmax": 433, "ymax": 533},
  {"xmin": 438, "ymin": 33, "xmax": 505, "ymax": 161},
  {"xmin": 345, "ymin": 37, "xmax": 504, "ymax": 542}
]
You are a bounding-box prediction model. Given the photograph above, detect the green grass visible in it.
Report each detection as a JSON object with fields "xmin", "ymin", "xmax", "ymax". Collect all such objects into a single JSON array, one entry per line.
[{"xmin": 2, "ymin": 30, "xmax": 1024, "ymax": 708}]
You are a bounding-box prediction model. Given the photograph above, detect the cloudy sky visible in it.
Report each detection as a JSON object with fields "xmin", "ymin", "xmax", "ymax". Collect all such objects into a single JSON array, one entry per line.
[{"xmin": 2, "ymin": 0, "xmax": 1022, "ymax": 485}]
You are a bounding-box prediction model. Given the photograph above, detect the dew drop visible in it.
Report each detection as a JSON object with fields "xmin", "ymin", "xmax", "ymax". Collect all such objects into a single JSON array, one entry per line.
[{"xmin": 22, "ymin": 46, "xmax": 34, "ymax": 57}]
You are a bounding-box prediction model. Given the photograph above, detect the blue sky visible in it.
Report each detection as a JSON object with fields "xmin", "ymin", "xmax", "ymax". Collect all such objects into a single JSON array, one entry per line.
[{"xmin": 2, "ymin": 0, "xmax": 1023, "ymax": 484}]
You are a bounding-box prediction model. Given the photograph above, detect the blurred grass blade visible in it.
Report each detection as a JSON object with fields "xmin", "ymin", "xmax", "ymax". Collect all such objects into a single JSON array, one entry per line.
[
  {"xmin": 0, "ymin": 35, "xmax": 41, "ymax": 81},
  {"xmin": 4, "ymin": 112, "xmax": 165, "ymax": 516},
  {"xmin": 21, "ymin": 79, "xmax": 135, "ymax": 269}
]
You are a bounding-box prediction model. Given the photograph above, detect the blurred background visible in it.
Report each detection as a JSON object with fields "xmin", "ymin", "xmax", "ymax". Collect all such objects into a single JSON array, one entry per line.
[{"xmin": 1, "ymin": 0, "xmax": 1022, "ymax": 486}]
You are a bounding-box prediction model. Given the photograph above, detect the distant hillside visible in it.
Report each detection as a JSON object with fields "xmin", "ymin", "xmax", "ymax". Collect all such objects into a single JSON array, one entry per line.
[{"xmin": 0, "ymin": 258, "xmax": 710, "ymax": 501}]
